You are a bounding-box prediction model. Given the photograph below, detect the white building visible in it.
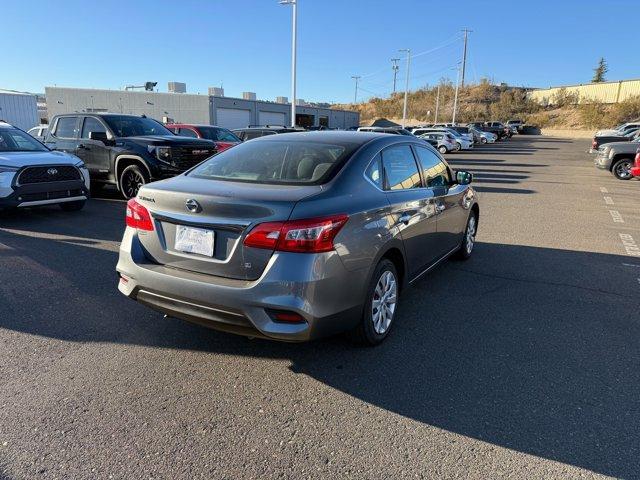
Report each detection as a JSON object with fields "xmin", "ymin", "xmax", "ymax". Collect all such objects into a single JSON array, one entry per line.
[{"xmin": 0, "ymin": 89, "xmax": 39, "ymax": 130}]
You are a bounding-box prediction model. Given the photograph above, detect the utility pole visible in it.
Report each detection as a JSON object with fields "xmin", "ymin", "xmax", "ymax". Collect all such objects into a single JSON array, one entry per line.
[
  {"xmin": 391, "ymin": 58, "xmax": 400, "ymax": 94},
  {"xmin": 399, "ymin": 49, "xmax": 411, "ymax": 127},
  {"xmin": 351, "ymin": 76, "xmax": 361, "ymax": 103},
  {"xmin": 434, "ymin": 84, "xmax": 440, "ymax": 123},
  {"xmin": 452, "ymin": 65, "xmax": 461, "ymax": 125},
  {"xmin": 279, "ymin": 0, "xmax": 297, "ymax": 127},
  {"xmin": 460, "ymin": 29, "xmax": 472, "ymax": 88}
]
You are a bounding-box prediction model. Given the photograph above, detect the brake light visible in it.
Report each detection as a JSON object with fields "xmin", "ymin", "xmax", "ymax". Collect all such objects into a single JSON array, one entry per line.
[
  {"xmin": 125, "ymin": 198, "xmax": 154, "ymax": 231},
  {"xmin": 635, "ymin": 148, "xmax": 640, "ymax": 166},
  {"xmin": 243, "ymin": 214, "xmax": 348, "ymax": 253}
]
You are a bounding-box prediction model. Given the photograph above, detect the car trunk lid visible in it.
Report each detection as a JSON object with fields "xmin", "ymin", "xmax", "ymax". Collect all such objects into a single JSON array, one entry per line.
[{"xmin": 134, "ymin": 175, "xmax": 322, "ymax": 280}]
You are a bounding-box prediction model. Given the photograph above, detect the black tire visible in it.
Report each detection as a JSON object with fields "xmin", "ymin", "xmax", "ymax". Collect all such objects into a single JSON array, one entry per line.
[
  {"xmin": 454, "ymin": 210, "xmax": 478, "ymax": 260},
  {"xmin": 438, "ymin": 145, "xmax": 448, "ymax": 154},
  {"xmin": 90, "ymin": 181, "xmax": 104, "ymax": 194},
  {"xmin": 455, "ymin": 141, "xmax": 462, "ymax": 151},
  {"xmin": 59, "ymin": 200, "xmax": 86, "ymax": 212},
  {"xmin": 350, "ymin": 259, "xmax": 399, "ymax": 346},
  {"xmin": 119, "ymin": 164, "xmax": 148, "ymax": 199},
  {"xmin": 612, "ymin": 158, "xmax": 633, "ymax": 180},
  {"xmin": 481, "ymin": 137, "xmax": 487, "ymax": 144}
]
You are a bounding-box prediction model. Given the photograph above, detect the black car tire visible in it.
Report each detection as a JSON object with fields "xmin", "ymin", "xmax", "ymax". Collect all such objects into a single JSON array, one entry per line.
[
  {"xmin": 438, "ymin": 145, "xmax": 448, "ymax": 154},
  {"xmin": 612, "ymin": 158, "xmax": 633, "ymax": 180},
  {"xmin": 59, "ymin": 200, "xmax": 86, "ymax": 212},
  {"xmin": 119, "ymin": 164, "xmax": 148, "ymax": 199},
  {"xmin": 481, "ymin": 137, "xmax": 487, "ymax": 144},
  {"xmin": 350, "ymin": 259, "xmax": 399, "ymax": 346},
  {"xmin": 454, "ymin": 211, "xmax": 478, "ymax": 260}
]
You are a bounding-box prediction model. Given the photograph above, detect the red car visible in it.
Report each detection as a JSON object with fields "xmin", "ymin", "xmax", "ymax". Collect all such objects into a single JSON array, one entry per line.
[
  {"xmin": 166, "ymin": 124, "xmax": 241, "ymax": 152},
  {"xmin": 631, "ymin": 146, "xmax": 640, "ymax": 178}
]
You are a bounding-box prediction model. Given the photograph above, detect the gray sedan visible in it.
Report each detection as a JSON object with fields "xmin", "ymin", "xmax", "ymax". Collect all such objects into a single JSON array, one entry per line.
[{"xmin": 116, "ymin": 132, "xmax": 479, "ymax": 345}]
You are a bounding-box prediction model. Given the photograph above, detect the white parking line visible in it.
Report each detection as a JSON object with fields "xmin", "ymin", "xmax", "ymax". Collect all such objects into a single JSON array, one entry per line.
[
  {"xmin": 609, "ymin": 210, "xmax": 624, "ymax": 223},
  {"xmin": 623, "ymin": 263, "xmax": 640, "ymax": 268},
  {"xmin": 620, "ymin": 233, "xmax": 640, "ymax": 257},
  {"xmin": 600, "ymin": 187, "xmax": 608, "ymax": 193},
  {"xmin": 604, "ymin": 196, "xmax": 614, "ymax": 205}
]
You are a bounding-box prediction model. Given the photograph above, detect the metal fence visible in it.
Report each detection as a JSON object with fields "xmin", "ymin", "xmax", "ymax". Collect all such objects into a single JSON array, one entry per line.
[{"xmin": 529, "ymin": 79, "xmax": 640, "ymax": 106}]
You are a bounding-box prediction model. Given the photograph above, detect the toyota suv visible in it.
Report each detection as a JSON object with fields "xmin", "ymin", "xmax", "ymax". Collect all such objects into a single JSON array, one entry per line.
[
  {"xmin": 0, "ymin": 121, "xmax": 89, "ymax": 211},
  {"xmin": 45, "ymin": 113, "xmax": 217, "ymax": 199}
]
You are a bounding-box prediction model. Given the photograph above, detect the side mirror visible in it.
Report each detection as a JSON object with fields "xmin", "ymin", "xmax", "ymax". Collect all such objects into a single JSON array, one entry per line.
[
  {"xmin": 456, "ymin": 170, "xmax": 473, "ymax": 185},
  {"xmin": 89, "ymin": 131, "xmax": 108, "ymax": 143}
]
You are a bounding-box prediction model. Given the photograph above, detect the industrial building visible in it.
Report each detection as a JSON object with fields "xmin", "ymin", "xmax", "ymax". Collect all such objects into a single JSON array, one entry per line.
[
  {"xmin": 0, "ymin": 89, "xmax": 39, "ymax": 130},
  {"xmin": 45, "ymin": 86, "xmax": 359, "ymax": 130}
]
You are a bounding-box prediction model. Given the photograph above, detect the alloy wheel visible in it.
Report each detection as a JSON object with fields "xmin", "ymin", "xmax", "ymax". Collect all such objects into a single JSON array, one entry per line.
[
  {"xmin": 615, "ymin": 160, "xmax": 632, "ymax": 179},
  {"xmin": 371, "ymin": 270, "xmax": 397, "ymax": 335},
  {"xmin": 465, "ymin": 215, "xmax": 477, "ymax": 255},
  {"xmin": 122, "ymin": 170, "xmax": 145, "ymax": 198}
]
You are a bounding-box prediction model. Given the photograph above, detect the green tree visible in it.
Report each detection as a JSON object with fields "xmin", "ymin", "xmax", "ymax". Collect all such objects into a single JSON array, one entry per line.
[{"xmin": 592, "ymin": 58, "xmax": 608, "ymax": 83}]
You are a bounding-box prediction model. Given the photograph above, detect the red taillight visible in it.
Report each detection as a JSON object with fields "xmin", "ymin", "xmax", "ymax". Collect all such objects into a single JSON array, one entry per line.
[
  {"xmin": 125, "ymin": 198, "xmax": 154, "ymax": 231},
  {"xmin": 243, "ymin": 214, "xmax": 348, "ymax": 253},
  {"xmin": 635, "ymin": 148, "xmax": 640, "ymax": 166},
  {"xmin": 215, "ymin": 142, "xmax": 237, "ymax": 152}
]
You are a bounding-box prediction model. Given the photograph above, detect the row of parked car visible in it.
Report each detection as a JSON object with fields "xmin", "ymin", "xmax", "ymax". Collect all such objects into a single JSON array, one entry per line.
[
  {"xmin": 356, "ymin": 120, "xmax": 517, "ymax": 154},
  {"xmin": 590, "ymin": 121, "xmax": 640, "ymax": 180}
]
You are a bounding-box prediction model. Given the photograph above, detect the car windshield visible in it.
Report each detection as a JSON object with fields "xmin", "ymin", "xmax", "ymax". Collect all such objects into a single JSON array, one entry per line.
[
  {"xmin": 0, "ymin": 128, "xmax": 49, "ymax": 152},
  {"xmin": 188, "ymin": 140, "xmax": 356, "ymax": 185},
  {"xmin": 103, "ymin": 116, "xmax": 173, "ymax": 137},
  {"xmin": 198, "ymin": 127, "xmax": 241, "ymax": 142}
]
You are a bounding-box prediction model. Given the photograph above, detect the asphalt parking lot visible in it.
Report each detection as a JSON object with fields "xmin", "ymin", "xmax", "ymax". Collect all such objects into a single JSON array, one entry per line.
[{"xmin": 1, "ymin": 136, "xmax": 639, "ymax": 479}]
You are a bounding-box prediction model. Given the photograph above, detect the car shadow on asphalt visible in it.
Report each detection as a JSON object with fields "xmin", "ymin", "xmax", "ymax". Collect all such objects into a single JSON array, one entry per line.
[{"xmin": 0, "ymin": 223, "xmax": 638, "ymax": 478}]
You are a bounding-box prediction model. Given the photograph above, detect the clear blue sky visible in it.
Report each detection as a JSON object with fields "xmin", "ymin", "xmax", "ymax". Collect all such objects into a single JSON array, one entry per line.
[{"xmin": 1, "ymin": 0, "xmax": 635, "ymax": 103}]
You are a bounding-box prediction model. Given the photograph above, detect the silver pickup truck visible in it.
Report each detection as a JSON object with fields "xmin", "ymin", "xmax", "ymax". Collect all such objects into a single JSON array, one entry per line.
[{"xmin": 594, "ymin": 138, "xmax": 640, "ymax": 180}]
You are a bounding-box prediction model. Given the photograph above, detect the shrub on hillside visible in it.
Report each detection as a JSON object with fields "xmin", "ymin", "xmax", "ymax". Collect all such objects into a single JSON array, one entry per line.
[
  {"xmin": 579, "ymin": 102, "xmax": 607, "ymax": 129},
  {"xmin": 552, "ymin": 88, "xmax": 579, "ymax": 107},
  {"xmin": 607, "ymin": 95, "xmax": 640, "ymax": 125}
]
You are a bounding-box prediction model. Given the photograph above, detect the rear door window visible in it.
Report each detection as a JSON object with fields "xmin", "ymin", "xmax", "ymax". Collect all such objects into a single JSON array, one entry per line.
[
  {"xmin": 81, "ymin": 117, "xmax": 107, "ymax": 139},
  {"xmin": 381, "ymin": 145, "xmax": 422, "ymax": 190},
  {"xmin": 54, "ymin": 117, "xmax": 79, "ymax": 138}
]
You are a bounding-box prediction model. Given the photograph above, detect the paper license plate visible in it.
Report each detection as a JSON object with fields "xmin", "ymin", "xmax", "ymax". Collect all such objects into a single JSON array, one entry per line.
[{"xmin": 174, "ymin": 225, "xmax": 214, "ymax": 257}]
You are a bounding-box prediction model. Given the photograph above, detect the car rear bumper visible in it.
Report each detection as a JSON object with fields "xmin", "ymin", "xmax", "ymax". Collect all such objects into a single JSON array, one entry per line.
[
  {"xmin": 116, "ymin": 227, "xmax": 368, "ymax": 342},
  {"xmin": 631, "ymin": 166, "xmax": 640, "ymax": 177}
]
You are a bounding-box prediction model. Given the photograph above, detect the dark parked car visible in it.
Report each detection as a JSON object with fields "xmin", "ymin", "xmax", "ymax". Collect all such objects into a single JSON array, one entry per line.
[
  {"xmin": 232, "ymin": 125, "xmax": 301, "ymax": 141},
  {"xmin": 45, "ymin": 113, "xmax": 217, "ymax": 199},
  {"xmin": 117, "ymin": 132, "xmax": 479, "ymax": 345},
  {"xmin": 166, "ymin": 124, "xmax": 241, "ymax": 152},
  {"xmin": 590, "ymin": 128, "xmax": 639, "ymax": 153},
  {"xmin": 469, "ymin": 121, "xmax": 510, "ymax": 139}
]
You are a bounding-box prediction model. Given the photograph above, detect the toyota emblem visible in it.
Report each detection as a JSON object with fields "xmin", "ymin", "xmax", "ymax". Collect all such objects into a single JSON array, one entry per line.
[
  {"xmin": 47, "ymin": 168, "xmax": 58, "ymax": 176},
  {"xmin": 185, "ymin": 198, "xmax": 201, "ymax": 213}
]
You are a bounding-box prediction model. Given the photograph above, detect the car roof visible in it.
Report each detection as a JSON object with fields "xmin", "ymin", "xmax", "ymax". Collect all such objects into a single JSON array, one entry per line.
[{"xmin": 252, "ymin": 130, "xmax": 404, "ymax": 146}]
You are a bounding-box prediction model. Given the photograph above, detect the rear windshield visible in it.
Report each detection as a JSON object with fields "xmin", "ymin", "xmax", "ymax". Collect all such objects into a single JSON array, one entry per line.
[
  {"xmin": 188, "ymin": 140, "xmax": 356, "ymax": 185},
  {"xmin": 198, "ymin": 127, "xmax": 240, "ymax": 142}
]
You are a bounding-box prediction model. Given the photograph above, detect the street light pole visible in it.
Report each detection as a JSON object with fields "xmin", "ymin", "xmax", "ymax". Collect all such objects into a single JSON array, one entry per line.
[
  {"xmin": 280, "ymin": 0, "xmax": 297, "ymax": 127},
  {"xmin": 452, "ymin": 65, "xmax": 461, "ymax": 125},
  {"xmin": 399, "ymin": 49, "xmax": 411, "ymax": 127},
  {"xmin": 434, "ymin": 84, "xmax": 440, "ymax": 123}
]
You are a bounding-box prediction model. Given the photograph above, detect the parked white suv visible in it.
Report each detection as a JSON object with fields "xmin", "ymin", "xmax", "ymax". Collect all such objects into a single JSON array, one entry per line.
[{"xmin": 0, "ymin": 122, "xmax": 90, "ymax": 211}]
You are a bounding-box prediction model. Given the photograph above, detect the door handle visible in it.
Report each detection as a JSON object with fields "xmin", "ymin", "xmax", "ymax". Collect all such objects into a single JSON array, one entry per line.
[
  {"xmin": 398, "ymin": 213, "xmax": 412, "ymax": 225},
  {"xmin": 77, "ymin": 144, "xmax": 87, "ymax": 149}
]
